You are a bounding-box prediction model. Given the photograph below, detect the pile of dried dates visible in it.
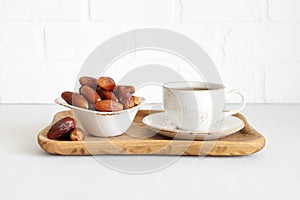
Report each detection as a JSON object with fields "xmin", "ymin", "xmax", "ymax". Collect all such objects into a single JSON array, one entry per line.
[
  {"xmin": 47, "ymin": 76, "xmax": 139, "ymax": 140},
  {"xmin": 61, "ymin": 76, "xmax": 139, "ymax": 112}
]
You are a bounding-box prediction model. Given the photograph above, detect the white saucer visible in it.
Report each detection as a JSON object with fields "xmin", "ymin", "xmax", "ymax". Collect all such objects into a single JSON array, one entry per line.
[{"xmin": 142, "ymin": 112, "xmax": 245, "ymax": 140}]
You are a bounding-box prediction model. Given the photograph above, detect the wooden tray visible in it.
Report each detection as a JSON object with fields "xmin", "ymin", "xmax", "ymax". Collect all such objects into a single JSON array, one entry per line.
[{"xmin": 37, "ymin": 110, "xmax": 265, "ymax": 156}]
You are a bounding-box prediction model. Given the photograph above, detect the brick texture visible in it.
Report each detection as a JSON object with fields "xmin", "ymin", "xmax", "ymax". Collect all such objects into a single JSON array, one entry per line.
[
  {"xmin": 182, "ymin": 0, "xmax": 262, "ymax": 21},
  {"xmin": 266, "ymin": 65, "xmax": 300, "ymax": 103},
  {"xmin": 45, "ymin": 26, "xmax": 123, "ymax": 59},
  {"xmin": 0, "ymin": 61, "xmax": 82, "ymax": 103},
  {"xmin": 0, "ymin": 26, "xmax": 40, "ymax": 59},
  {"xmin": 90, "ymin": 0, "xmax": 174, "ymax": 21},
  {"xmin": 0, "ymin": 1, "xmax": 299, "ymax": 103},
  {"xmin": 225, "ymin": 25, "xmax": 300, "ymax": 61},
  {"xmin": 0, "ymin": 0, "xmax": 85, "ymax": 20},
  {"xmin": 269, "ymin": 0, "xmax": 300, "ymax": 21}
]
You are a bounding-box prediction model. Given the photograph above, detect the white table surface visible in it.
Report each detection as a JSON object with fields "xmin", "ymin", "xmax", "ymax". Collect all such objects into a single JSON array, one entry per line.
[{"xmin": 0, "ymin": 104, "xmax": 299, "ymax": 200}]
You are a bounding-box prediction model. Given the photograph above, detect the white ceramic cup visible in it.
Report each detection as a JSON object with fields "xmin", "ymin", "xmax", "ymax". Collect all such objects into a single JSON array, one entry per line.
[{"xmin": 163, "ymin": 81, "xmax": 245, "ymax": 131}]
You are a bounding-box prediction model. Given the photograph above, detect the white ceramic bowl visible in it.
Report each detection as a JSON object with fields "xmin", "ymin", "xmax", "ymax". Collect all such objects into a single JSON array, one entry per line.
[{"xmin": 55, "ymin": 97, "xmax": 145, "ymax": 137}]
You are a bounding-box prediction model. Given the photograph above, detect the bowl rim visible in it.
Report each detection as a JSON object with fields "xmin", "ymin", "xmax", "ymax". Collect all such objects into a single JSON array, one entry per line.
[{"xmin": 55, "ymin": 97, "xmax": 146, "ymax": 116}]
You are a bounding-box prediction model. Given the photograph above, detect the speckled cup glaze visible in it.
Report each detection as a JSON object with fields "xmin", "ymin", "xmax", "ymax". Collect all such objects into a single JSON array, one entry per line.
[{"xmin": 163, "ymin": 82, "xmax": 245, "ymax": 131}]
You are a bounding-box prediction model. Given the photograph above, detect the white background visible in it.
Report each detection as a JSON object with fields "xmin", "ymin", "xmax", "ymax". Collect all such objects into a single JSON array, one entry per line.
[{"xmin": 0, "ymin": 0, "xmax": 299, "ymax": 104}]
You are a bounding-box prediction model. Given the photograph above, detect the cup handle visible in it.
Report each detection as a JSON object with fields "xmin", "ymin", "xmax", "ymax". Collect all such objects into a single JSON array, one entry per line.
[{"xmin": 224, "ymin": 89, "xmax": 246, "ymax": 116}]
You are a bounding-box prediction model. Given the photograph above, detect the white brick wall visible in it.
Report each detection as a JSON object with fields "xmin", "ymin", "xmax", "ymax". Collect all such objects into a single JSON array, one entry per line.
[
  {"xmin": 0, "ymin": 61, "xmax": 82, "ymax": 103},
  {"xmin": 0, "ymin": 0, "xmax": 85, "ymax": 20},
  {"xmin": 46, "ymin": 26, "xmax": 124, "ymax": 59},
  {"xmin": 269, "ymin": 0, "xmax": 300, "ymax": 21},
  {"xmin": 90, "ymin": 0, "xmax": 174, "ymax": 21},
  {"xmin": 0, "ymin": 25, "xmax": 40, "ymax": 59},
  {"xmin": 225, "ymin": 25, "xmax": 300, "ymax": 61},
  {"xmin": 182, "ymin": 0, "xmax": 262, "ymax": 21},
  {"xmin": 0, "ymin": 0, "xmax": 299, "ymax": 104},
  {"xmin": 265, "ymin": 65, "xmax": 300, "ymax": 103}
]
